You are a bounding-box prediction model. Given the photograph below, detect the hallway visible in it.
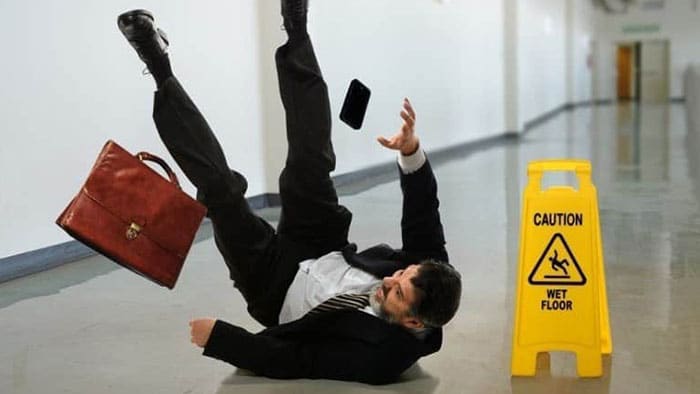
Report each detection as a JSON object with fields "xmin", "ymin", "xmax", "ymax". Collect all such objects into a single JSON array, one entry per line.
[{"xmin": 1, "ymin": 103, "xmax": 698, "ymax": 393}]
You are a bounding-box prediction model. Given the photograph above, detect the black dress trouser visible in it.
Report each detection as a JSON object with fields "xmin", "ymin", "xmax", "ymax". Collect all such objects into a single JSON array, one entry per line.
[{"xmin": 152, "ymin": 35, "xmax": 352, "ymax": 327}]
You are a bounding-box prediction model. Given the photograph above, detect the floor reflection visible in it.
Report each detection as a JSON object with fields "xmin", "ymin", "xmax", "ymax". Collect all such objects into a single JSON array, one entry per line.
[
  {"xmin": 215, "ymin": 364, "xmax": 439, "ymax": 394},
  {"xmin": 1, "ymin": 103, "xmax": 698, "ymax": 393},
  {"xmin": 510, "ymin": 354, "xmax": 612, "ymax": 394},
  {"xmin": 613, "ymin": 103, "xmax": 670, "ymax": 181},
  {"xmin": 503, "ymin": 103, "xmax": 698, "ymax": 393}
]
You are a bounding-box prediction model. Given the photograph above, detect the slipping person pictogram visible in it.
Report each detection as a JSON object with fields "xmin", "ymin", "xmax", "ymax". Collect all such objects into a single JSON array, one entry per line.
[
  {"xmin": 548, "ymin": 250, "xmax": 570, "ymax": 278},
  {"xmin": 528, "ymin": 233, "xmax": 586, "ymax": 286}
]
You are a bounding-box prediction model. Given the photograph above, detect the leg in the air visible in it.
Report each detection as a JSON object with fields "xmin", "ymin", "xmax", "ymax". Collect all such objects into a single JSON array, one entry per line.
[
  {"xmin": 275, "ymin": 0, "xmax": 352, "ymax": 258},
  {"xmin": 118, "ymin": 10, "xmax": 279, "ymax": 325}
]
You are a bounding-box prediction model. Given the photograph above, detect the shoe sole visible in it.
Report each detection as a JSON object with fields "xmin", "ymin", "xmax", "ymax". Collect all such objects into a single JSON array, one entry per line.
[{"xmin": 117, "ymin": 9, "xmax": 154, "ymax": 25}]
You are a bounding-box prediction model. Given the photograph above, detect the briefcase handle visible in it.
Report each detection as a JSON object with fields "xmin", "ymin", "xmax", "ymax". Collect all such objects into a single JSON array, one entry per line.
[{"xmin": 136, "ymin": 152, "xmax": 182, "ymax": 190}]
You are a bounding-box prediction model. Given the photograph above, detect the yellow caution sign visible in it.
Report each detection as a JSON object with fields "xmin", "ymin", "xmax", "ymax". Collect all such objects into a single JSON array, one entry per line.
[{"xmin": 511, "ymin": 160, "xmax": 612, "ymax": 377}]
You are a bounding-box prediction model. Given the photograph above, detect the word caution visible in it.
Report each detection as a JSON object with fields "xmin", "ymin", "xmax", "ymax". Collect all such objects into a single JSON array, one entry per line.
[{"xmin": 533, "ymin": 212, "xmax": 583, "ymax": 227}]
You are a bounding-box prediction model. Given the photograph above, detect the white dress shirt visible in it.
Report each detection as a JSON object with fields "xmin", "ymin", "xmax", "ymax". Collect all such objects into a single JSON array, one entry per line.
[{"xmin": 278, "ymin": 149, "xmax": 427, "ymax": 324}]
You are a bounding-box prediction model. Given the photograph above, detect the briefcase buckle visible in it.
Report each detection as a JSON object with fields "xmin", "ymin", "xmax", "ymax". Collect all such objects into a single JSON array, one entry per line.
[{"xmin": 126, "ymin": 223, "xmax": 142, "ymax": 240}]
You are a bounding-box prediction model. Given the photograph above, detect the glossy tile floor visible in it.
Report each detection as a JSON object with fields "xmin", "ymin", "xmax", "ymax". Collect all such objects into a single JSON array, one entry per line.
[{"xmin": 1, "ymin": 103, "xmax": 699, "ymax": 393}]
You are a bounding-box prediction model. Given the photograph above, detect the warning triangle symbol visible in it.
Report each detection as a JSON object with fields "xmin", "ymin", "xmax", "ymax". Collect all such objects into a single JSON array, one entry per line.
[{"xmin": 528, "ymin": 233, "xmax": 586, "ymax": 286}]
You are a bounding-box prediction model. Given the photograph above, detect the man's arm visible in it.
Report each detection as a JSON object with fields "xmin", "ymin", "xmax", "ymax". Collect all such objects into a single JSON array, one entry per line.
[
  {"xmin": 377, "ymin": 99, "xmax": 448, "ymax": 262},
  {"xmin": 195, "ymin": 319, "xmax": 414, "ymax": 385},
  {"xmin": 398, "ymin": 156, "xmax": 447, "ymax": 262}
]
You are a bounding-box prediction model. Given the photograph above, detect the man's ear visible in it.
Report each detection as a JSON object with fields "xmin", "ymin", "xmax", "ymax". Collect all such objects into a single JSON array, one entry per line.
[{"xmin": 401, "ymin": 316, "xmax": 424, "ymax": 329}]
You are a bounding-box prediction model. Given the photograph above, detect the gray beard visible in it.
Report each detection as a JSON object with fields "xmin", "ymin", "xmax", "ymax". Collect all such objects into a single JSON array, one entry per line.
[
  {"xmin": 369, "ymin": 283, "xmax": 396, "ymax": 323},
  {"xmin": 369, "ymin": 283, "xmax": 429, "ymax": 337}
]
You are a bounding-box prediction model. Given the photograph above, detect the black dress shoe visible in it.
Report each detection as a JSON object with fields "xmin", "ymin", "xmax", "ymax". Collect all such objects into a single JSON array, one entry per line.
[
  {"xmin": 281, "ymin": 0, "xmax": 309, "ymax": 32},
  {"xmin": 117, "ymin": 9, "xmax": 169, "ymax": 65}
]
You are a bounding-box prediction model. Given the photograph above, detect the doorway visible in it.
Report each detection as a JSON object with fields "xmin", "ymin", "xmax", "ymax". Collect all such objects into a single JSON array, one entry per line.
[
  {"xmin": 616, "ymin": 43, "xmax": 640, "ymax": 101},
  {"xmin": 616, "ymin": 40, "xmax": 670, "ymax": 102}
]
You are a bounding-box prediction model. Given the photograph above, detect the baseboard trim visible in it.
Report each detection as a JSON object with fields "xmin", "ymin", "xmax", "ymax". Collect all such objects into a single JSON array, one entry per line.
[
  {"xmin": 572, "ymin": 99, "xmax": 615, "ymax": 107},
  {"xmin": 0, "ymin": 219, "xmax": 217, "ymax": 285},
  {"xmin": 574, "ymin": 97, "xmax": 684, "ymax": 106},
  {"xmin": 0, "ymin": 242, "xmax": 95, "ymax": 284},
  {"xmin": 0, "ymin": 133, "xmax": 516, "ymax": 284},
  {"xmin": 3, "ymin": 98, "xmax": 667, "ymax": 284},
  {"xmin": 246, "ymin": 193, "xmax": 281, "ymax": 210},
  {"xmin": 333, "ymin": 133, "xmax": 516, "ymax": 197},
  {"xmin": 523, "ymin": 104, "xmax": 570, "ymax": 131}
]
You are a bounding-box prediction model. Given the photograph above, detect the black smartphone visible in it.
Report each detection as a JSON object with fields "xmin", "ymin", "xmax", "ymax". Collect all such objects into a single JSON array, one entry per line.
[{"xmin": 340, "ymin": 79, "xmax": 371, "ymax": 130}]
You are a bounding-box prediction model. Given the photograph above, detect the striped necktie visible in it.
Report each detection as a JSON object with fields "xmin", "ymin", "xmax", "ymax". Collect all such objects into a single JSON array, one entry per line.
[{"xmin": 308, "ymin": 293, "xmax": 371, "ymax": 316}]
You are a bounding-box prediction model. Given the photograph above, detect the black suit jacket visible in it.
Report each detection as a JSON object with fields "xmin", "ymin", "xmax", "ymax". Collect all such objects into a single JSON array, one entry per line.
[{"xmin": 203, "ymin": 158, "xmax": 450, "ymax": 385}]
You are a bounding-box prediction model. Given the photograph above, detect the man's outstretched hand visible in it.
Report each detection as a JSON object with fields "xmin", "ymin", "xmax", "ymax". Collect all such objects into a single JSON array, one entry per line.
[
  {"xmin": 189, "ymin": 318, "xmax": 216, "ymax": 348},
  {"xmin": 377, "ymin": 98, "xmax": 420, "ymax": 156}
]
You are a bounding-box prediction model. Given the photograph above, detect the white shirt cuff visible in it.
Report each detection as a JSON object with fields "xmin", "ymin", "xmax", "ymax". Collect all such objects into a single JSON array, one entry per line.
[{"xmin": 398, "ymin": 149, "xmax": 426, "ymax": 174}]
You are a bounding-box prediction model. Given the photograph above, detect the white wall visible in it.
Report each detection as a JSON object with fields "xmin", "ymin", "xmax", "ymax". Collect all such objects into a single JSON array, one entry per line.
[
  {"xmin": 504, "ymin": 0, "xmax": 520, "ymax": 133},
  {"xmin": 255, "ymin": 0, "xmax": 507, "ymax": 184},
  {"xmin": 569, "ymin": 0, "xmax": 594, "ymax": 103},
  {"xmin": 517, "ymin": 0, "xmax": 567, "ymax": 127},
  {"xmin": 1, "ymin": 0, "xmax": 596, "ymax": 258},
  {"xmin": 594, "ymin": 1, "xmax": 700, "ymax": 99},
  {"xmin": 592, "ymin": 40, "xmax": 617, "ymax": 101},
  {"xmin": 505, "ymin": 0, "xmax": 593, "ymax": 132},
  {"xmin": 314, "ymin": 0, "xmax": 506, "ymax": 176},
  {"xmin": 0, "ymin": 1, "xmax": 266, "ymax": 258}
]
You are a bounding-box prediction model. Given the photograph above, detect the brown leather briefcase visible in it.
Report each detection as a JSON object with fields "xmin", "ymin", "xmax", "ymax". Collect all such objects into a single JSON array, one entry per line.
[{"xmin": 56, "ymin": 140, "xmax": 207, "ymax": 289}]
